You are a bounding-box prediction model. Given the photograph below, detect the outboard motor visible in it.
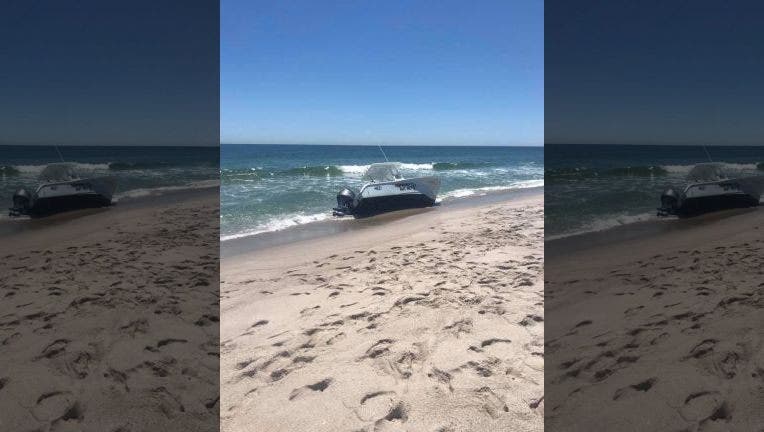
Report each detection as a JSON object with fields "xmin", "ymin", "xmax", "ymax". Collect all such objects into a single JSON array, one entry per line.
[
  {"xmin": 10, "ymin": 188, "xmax": 32, "ymax": 216},
  {"xmin": 333, "ymin": 188, "xmax": 356, "ymax": 216},
  {"xmin": 658, "ymin": 188, "xmax": 680, "ymax": 216}
]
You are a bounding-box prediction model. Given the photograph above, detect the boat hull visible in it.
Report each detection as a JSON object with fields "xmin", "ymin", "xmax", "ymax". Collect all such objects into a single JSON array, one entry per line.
[
  {"xmin": 658, "ymin": 168, "xmax": 764, "ymax": 217},
  {"xmin": 674, "ymin": 193, "xmax": 759, "ymax": 217},
  {"xmin": 351, "ymin": 193, "xmax": 436, "ymax": 217},
  {"xmin": 350, "ymin": 176, "xmax": 440, "ymax": 217},
  {"xmin": 29, "ymin": 194, "xmax": 114, "ymax": 216},
  {"xmin": 25, "ymin": 177, "xmax": 117, "ymax": 217}
]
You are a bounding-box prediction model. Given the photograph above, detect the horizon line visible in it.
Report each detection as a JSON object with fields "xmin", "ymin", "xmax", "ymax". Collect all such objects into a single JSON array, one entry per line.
[
  {"xmin": 0, "ymin": 143, "xmax": 220, "ymax": 147},
  {"xmin": 546, "ymin": 142, "xmax": 764, "ymax": 147},
  {"xmin": 220, "ymin": 142, "xmax": 544, "ymax": 147}
]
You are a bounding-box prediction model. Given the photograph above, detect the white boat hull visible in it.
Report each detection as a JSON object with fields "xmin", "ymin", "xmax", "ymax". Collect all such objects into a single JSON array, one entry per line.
[{"xmin": 336, "ymin": 176, "xmax": 441, "ymax": 217}]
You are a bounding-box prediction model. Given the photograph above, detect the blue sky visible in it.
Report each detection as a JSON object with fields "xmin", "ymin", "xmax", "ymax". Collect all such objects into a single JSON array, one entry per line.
[
  {"xmin": 1, "ymin": 1, "xmax": 218, "ymax": 146},
  {"xmin": 546, "ymin": 0, "xmax": 764, "ymax": 145},
  {"xmin": 221, "ymin": 0, "xmax": 543, "ymax": 146}
]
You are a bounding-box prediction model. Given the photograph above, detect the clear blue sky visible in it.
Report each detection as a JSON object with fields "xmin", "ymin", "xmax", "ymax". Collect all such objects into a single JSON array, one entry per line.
[
  {"xmin": 221, "ymin": 0, "xmax": 543, "ymax": 146},
  {"xmin": 547, "ymin": 0, "xmax": 764, "ymax": 145},
  {"xmin": 1, "ymin": 0, "xmax": 218, "ymax": 146}
]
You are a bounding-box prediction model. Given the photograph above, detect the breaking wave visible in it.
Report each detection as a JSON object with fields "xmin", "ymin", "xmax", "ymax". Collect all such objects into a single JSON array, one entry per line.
[
  {"xmin": 438, "ymin": 179, "xmax": 544, "ymax": 200},
  {"xmin": 547, "ymin": 162, "xmax": 763, "ymax": 180},
  {"xmin": 113, "ymin": 180, "xmax": 220, "ymax": 201},
  {"xmin": 220, "ymin": 212, "xmax": 334, "ymax": 241},
  {"xmin": 221, "ymin": 161, "xmax": 508, "ymax": 181}
]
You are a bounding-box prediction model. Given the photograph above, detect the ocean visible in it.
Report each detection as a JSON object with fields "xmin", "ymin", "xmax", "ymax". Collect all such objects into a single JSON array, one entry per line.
[
  {"xmin": 221, "ymin": 144, "xmax": 543, "ymax": 241},
  {"xmin": 546, "ymin": 144, "xmax": 764, "ymax": 239},
  {"xmin": 0, "ymin": 145, "xmax": 219, "ymax": 216}
]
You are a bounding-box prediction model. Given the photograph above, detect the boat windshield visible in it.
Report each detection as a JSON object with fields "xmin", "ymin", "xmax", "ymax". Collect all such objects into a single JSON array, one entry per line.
[
  {"xmin": 39, "ymin": 163, "xmax": 79, "ymax": 182},
  {"xmin": 687, "ymin": 163, "xmax": 727, "ymax": 182},
  {"xmin": 363, "ymin": 163, "xmax": 401, "ymax": 182}
]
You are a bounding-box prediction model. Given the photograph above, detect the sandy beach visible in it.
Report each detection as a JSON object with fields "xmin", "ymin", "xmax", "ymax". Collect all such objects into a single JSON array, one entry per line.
[
  {"xmin": 0, "ymin": 189, "xmax": 219, "ymax": 431},
  {"xmin": 220, "ymin": 191, "xmax": 544, "ymax": 432},
  {"xmin": 546, "ymin": 208, "xmax": 764, "ymax": 431}
]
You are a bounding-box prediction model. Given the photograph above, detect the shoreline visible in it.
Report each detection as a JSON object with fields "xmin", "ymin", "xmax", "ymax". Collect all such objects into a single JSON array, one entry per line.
[
  {"xmin": 545, "ymin": 206, "xmax": 763, "ymax": 259},
  {"xmin": 0, "ymin": 187, "xmax": 219, "ymax": 431},
  {"xmin": 220, "ymin": 191, "xmax": 544, "ymax": 431},
  {"xmin": 545, "ymin": 205, "xmax": 764, "ymax": 430},
  {"xmin": 222, "ymin": 185, "xmax": 543, "ymax": 257},
  {"xmin": 0, "ymin": 185, "xmax": 218, "ymax": 238}
]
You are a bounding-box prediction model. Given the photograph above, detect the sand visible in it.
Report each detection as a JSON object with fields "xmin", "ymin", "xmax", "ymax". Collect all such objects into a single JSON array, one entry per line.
[
  {"xmin": 220, "ymin": 192, "xmax": 544, "ymax": 432},
  {"xmin": 545, "ymin": 207, "xmax": 764, "ymax": 431},
  {"xmin": 0, "ymin": 190, "xmax": 219, "ymax": 432}
]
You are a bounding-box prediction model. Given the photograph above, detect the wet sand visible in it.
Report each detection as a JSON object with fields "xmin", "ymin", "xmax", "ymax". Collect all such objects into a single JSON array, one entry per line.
[
  {"xmin": 221, "ymin": 192, "xmax": 544, "ymax": 432},
  {"xmin": 0, "ymin": 189, "xmax": 219, "ymax": 431},
  {"xmin": 221, "ymin": 186, "xmax": 543, "ymax": 257},
  {"xmin": 545, "ymin": 207, "xmax": 764, "ymax": 431}
]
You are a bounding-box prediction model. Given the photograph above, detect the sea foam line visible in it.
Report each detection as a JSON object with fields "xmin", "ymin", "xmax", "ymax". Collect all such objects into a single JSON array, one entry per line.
[
  {"xmin": 662, "ymin": 162, "xmax": 761, "ymax": 173},
  {"xmin": 220, "ymin": 212, "xmax": 335, "ymax": 241},
  {"xmin": 545, "ymin": 211, "xmax": 664, "ymax": 241},
  {"xmin": 221, "ymin": 179, "xmax": 544, "ymax": 240},
  {"xmin": 438, "ymin": 179, "xmax": 544, "ymax": 200},
  {"xmin": 12, "ymin": 163, "xmax": 112, "ymax": 174},
  {"xmin": 113, "ymin": 180, "xmax": 220, "ymax": 201}
]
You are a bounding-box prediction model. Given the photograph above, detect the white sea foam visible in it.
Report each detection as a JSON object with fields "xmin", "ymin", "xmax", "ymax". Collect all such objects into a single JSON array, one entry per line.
[
  {"xmin": 13, "ymin": 163, "xmax": 112, "ymax": 174},
  {"xmin": 661, "ymin": 162, "xmax": 761, "ymax": 174},
  {"xmin": 113, "ymin": 180, "xmax": 220, "ymax": 201},
  {"xmin": 336, "ymin": 165, "xmax": 369, "ymax": 174},
  {"xmin": 220, "ymin": 212, "xmax": 335, "ymax": 241},
  {"xmin": 398, "ymin": 163, "xmax": 435, "ymax": 170},
  {"xmin": 337, "ymin": 162, "xmax": 435, "ymax": 174},
  {"xmin": 546, "ymin": 211, "xmax": 663, "ymax": 241},
  {"xmin": 438, "ymin": 179, "xmax": 544, "ymax": 200}
]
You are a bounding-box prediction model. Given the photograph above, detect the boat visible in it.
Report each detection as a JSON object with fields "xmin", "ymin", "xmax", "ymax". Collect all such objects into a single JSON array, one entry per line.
[
  {"xmin": 9, "ymin": 163, "xmax": 117, "ymax": 217},
  {"xmin": 332, "ymin": 162, "xmax": 440, "ymax": 217},
  {"xmin": 658, "ymin": 162, "xmax": 764, "ymax": 217}
]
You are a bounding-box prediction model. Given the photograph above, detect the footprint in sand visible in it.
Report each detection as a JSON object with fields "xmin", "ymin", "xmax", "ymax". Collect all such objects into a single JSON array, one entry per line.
[
  {"xmin": 288, "ymin": 378, "xmax": 332, "ymax": 401},
  {"xmin": 613, "ymin": 377, "xmax": 656, "ymax": 400}
]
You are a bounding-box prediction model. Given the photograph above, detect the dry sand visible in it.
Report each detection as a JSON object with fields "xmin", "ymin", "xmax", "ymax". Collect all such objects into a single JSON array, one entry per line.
[
  {"xmin": 0, "ymin": 190, "xmax": 219, "ymax": 432},
  {"xmin": 221, "ymin": 193, "xmax": 544, "ymax": 432},
  {"xmin": 546, "ymin": 208, "xmax": 764, "ymax": 431}
]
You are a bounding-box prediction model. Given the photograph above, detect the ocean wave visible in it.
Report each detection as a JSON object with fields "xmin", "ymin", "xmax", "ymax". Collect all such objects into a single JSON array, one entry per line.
[
  {"xmin": 113, "ymin": 179, "xmax": 220, "ymax": 201},
  {"xmin": 7, "ymin": 162, "xmax": 112, "ymax": 174},
  {"xmin": 108, "ymin": 161, "xmax": 172, "ymax": 170},
  {"xmin": 546, "ymin": 211, "xmax": 661, "ymax": 241},
  {"xmin": 0, "ymin": 165, "xmax": 21, "ymax": 176},
  {"xmin": 220, "ymin": 212, "xmax": 334, "ymax": 241},
  {"xmin": 546, "ymin": 166, "xmax": 669, "ymax": 180},
  {"xmin": 285, "ymin": 165, "xmax": 345, "ymax": 176},
  {"xmin": 398, "ymin": 163, "xmax": 435, "ymax": 170},
  {"xmin": 439, "ymin": 179, "xmax": 544, "ymax": 200},
  {"xmin": 1, "ymin": 161, "xmax": 216, "ymax": 176},
  {"xmin": 221, "ymin": 161, "xmax": 505, "ymax": 181},
  {"xmin": 663, "ymin": 162, "xmax": 762, "ymax": 173},
  {"xmin": 432, "ymin": 161, "xmax": 493, "ymax": 171},
  {"xmin": 221, "ymin": 165, "xmax": 346, "ymax": 179},
  {"xmin": 548, "ymin": 162, "xmax": 763, "ymax": 180},
  {"xmin": 336, "ymin": 164, "xmax": 370, "ymax": 173}
]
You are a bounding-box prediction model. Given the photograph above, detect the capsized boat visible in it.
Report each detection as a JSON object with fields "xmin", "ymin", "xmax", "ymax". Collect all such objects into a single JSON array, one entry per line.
[
  {"xmin": 658, "ymin": 163, "xmax": 764, "ymax": 217},
  {"xmin": 333, "ymin": 162, "xmax": 440, "ymax": 217},
  {"xmin": 9, "ymin": 163, "xmax": 117, "ymax": 217}
]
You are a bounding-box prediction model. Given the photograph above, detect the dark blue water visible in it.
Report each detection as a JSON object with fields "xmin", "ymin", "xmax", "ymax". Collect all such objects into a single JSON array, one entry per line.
[
  {"xmin": 0, "ymin": 145, "xmax": 219, "ymax": 214},
  {"xmin": 221, "ymin": 144, "xmax": 543, "ymax": 240},
  {"xmin": 546, "ymin": 144, "xmax": 764, "ymax": 238}
]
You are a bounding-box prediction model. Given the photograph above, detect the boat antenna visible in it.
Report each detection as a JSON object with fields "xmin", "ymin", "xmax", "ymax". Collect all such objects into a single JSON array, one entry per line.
[
  {"xmin": 702, "ymin": 145, "xmax": 713, "ymax": 163},
  {"xmin": 54, "ymin": 145, "xmax": 65, "ymax": 162},
  {"xmin": 377, "ymin": 144, "xmax": 389, "ymax": 162}
]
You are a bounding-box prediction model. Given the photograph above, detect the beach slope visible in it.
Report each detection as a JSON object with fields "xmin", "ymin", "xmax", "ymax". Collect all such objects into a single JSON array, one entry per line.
[
  {"xmin": 546, "ymin": 208, "xmax": 764, "ymax": 431},
  {"xmin": 0, "ymin": 190, "xmax": 219, "ymax": 431},
  {"xmin": 221, "ymin": 194, "xmax": 544, "ymax": 432}
]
